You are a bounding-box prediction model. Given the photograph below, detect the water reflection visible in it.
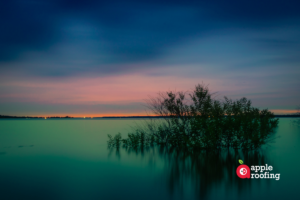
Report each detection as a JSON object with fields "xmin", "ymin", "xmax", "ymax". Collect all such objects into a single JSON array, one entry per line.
[{"xmin": 109, "ymin": 145, "xmax": 273, "ymax": 199}]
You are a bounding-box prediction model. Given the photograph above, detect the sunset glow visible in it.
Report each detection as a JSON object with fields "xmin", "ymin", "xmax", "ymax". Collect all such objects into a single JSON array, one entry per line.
[{"xmin": 0, "ymin": 0, "xmax": 299, "ymax": 117}]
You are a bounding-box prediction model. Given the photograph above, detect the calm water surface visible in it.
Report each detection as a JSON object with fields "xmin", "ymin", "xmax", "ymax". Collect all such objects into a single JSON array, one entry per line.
[{"xmin": 0, "ymin": 118, "xmax": 299, "ymax": 200}]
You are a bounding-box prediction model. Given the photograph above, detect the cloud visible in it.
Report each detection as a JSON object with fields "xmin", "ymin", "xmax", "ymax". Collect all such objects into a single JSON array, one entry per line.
[
  {"xmin": 1, "ymin": 0, "xmax": 299, "ymax": 115},
  {"xmin": 1, "ymin": 0, "xmax": 300, "ymax": 68}
]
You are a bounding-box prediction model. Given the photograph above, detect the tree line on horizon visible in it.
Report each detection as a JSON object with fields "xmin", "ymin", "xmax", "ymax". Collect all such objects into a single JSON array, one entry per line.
[{"xmin": 108, "ymin": 83, "xmax": 279, "ymax": 150}]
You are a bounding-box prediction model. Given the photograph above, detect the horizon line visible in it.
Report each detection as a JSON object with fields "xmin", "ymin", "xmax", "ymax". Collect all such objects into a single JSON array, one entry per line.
[
  {"xmin": 1, "ymin": 114, "xmax": 300, "ymax": 119},
  {"xmin": 0, "ymin": 110, "xmax": 298, "ymax": 118}
]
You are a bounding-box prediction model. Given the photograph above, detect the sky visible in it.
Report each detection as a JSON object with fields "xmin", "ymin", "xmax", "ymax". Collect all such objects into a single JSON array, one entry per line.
[{"xmin": 0, "ymin": 0, "xmax": 299, "ymax": 117}]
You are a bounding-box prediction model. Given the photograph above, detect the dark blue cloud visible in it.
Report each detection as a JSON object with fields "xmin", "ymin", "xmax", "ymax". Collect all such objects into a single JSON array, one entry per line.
[
  {"xmin": 1, "ymin": 0, "xmax": 300, "ymax": 74},
  {"xmin": 0, "ymin": 1, "xmax": 58, "ymax": 61}
]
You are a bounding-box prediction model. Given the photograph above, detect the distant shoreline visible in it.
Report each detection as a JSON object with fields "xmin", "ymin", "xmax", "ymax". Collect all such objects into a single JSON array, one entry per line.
[{"xmin": 1, "ymin": 115, "xmax": 300, "ymax": 119}]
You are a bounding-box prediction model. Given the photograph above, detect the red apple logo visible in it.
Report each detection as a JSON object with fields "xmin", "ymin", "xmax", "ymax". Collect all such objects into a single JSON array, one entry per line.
[{"xmin": 236, "ymin": 160, "xmax": 250, "ymax": 179}]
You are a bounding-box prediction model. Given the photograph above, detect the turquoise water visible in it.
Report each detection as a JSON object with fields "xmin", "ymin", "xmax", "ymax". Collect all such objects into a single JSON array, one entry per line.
[{"xmin": 0, "ymin": 118, "xmax": 299, "ymax": 200}]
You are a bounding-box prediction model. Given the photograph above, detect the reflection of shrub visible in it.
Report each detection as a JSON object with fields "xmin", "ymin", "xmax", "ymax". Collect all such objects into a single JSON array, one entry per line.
[
  {"xmin": 108, "ymin": 145, "xmax": 271, "ymax": 199},
  {"xmin": 108, "ymin": 84, "xmax": 279, "ymax": 150}
]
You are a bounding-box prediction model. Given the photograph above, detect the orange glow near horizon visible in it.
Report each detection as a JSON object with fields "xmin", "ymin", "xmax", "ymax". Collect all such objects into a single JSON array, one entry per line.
[
  {"xmin": 269, "ymin": 109, "xmax": 299, "ymax": 115},
  {"xmin": 15, "ymin": 109, "xmax": 299, "ymax": 118},
  {"xmin": 17, "ymin": 112, "xmax": 154, "ymax": 118},
  {"xmin": 0, "ymin": 72, "xmax": 225, "ymax": 104},
  {"xmin": 0, "ymin": 72, "xmax": 298, "ymax": 117}
]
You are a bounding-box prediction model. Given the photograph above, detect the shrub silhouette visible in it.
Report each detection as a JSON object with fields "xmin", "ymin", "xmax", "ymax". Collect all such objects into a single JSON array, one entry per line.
[{"xmin": 108, "ymin": 84, "xmax": 279, "ymax": 150}]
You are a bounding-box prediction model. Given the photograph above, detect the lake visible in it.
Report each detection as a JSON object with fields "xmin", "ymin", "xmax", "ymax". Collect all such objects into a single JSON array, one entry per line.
[{"xmin": 0, "ymin": 118, "xmax": 299, "ymax": 200}]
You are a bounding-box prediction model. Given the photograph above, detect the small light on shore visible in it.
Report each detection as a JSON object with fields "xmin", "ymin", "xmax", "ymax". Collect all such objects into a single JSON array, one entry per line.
[
  {"xmin": 45, "ymin": 117, "xmax": 47, "ymax": 119},
  {"xmin": 84, "ymin": 116, "xmax": 85, "ymax": 119}
]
